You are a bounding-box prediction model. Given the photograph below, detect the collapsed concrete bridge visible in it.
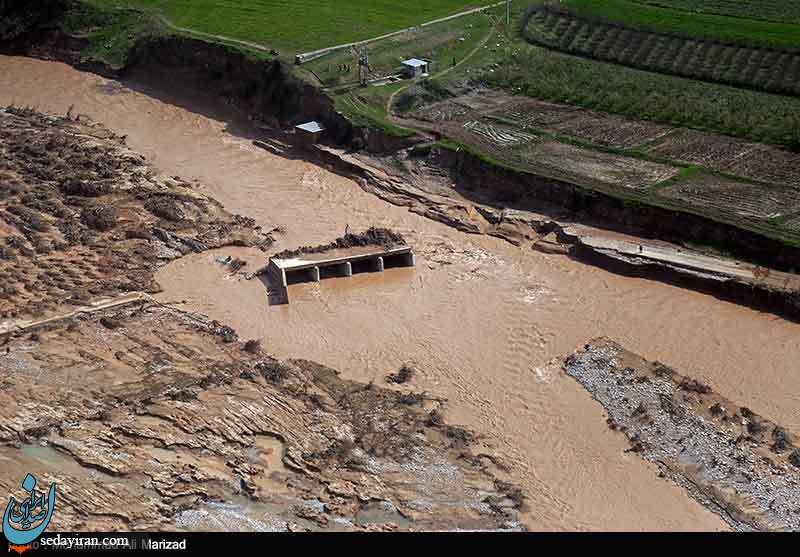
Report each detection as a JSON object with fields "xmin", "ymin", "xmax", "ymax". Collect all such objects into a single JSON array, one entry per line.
[{"xmin": 264, "ymin": 245, "xmax": 415, "ymax": 304}]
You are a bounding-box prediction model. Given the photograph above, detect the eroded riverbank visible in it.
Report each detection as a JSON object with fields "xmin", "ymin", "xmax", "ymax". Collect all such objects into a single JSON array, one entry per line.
[
  {"xmin": 1, "ymin": 302, "xmax": 522, "ymax": 532},
  {"xmin": 2, "ymin": 55, "xmax": 800, "ymax": 530}
]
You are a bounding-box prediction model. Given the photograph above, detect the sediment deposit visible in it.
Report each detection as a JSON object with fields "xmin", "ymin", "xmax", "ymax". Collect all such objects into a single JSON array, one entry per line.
[
  {"xmin": 0, "ymin": 303, "xmax": 523, "ymax": 531},
  {"xmin": 565, "ymin": 339, "xmax": 800, "ymax": 531},
  {"xmin": 0, "ymin": 106, "xmax": 270, "ymax": 326},
  {"xmin": 0, "ymin": 103, "xmax": 520, "ymax": 533}
]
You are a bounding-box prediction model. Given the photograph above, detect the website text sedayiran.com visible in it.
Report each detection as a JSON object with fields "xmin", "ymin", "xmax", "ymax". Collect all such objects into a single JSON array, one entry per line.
[{"xmin": 33, "ymin": 534, "xmax": 187, "ymax": 550}]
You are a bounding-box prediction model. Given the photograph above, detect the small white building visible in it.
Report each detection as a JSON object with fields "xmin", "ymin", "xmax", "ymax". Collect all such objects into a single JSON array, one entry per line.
[
  {"xmin": 401, "ymin": 58, "xmax": 430, "ymax": 78},
  {"xmin": 295, "ymin": 121, "xmax": 325, "ymax": 144}
]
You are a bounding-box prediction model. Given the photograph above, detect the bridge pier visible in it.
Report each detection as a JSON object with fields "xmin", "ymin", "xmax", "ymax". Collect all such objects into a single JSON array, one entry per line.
[{"xmin": 266, "ymin": 245, "xmax": 416, "ymax": 304}]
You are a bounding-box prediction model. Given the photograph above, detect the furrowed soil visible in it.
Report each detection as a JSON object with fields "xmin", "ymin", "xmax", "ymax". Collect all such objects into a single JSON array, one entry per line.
[
  {"xmin": 523, "ymin": 7, "xmax": 800, "ymax": 96},
  {"xmin": 2, "ymin": 55, "xmax": 800, "ymax": 531},
  {"xmin": 407, "ymin": 90, "xmax": 800, "ymax": 250}
]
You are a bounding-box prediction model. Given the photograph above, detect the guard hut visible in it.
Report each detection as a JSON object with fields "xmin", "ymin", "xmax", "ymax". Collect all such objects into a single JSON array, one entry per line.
[
  {"xmin": 401, "ymin": 58, "xmax": 429, "ymax": 79},
  {"xmin": 295, "ymin": 121, "xmax": 325, "ymax": 145}
]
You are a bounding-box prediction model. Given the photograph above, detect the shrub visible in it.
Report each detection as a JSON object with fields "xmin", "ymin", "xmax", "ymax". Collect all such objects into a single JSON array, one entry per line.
[
  {"xmin": 0, "ymin": 175, "xmax": 24, "ymax": 199},
  {"xmin": 124, "ymin": 225, "xmax": 152, "ymax": 240},
  {"xmin": 255, "ymin": 360, "xmax": 291, "ymax": 384},
  {"xmin": 386, "ymin": 364, "xmax": 415, "ymax": 384},
  {"xmin": 426, "ymin": 409, "xmax": 445, "ymax": 427},
  {"xmin": 243, "ymin": 339, "xmax": 261, "ymax": 354},
  {"xmin": 6, "ymin": 204, "xmax": 49, "ymax": 232},
  {"xmin": 145, "ymin": 196, "xmax": 185, "ymax": 222},
  {"xmin": 60, "ymin": 180, "xmax": 112, "ymax": 197},
  {"xmin": 397, "ymin": 392, "xmax": 424, "ymax": 405},
  {"xmin": 81, "ymin": 204, "xmax": 117, "ymax": 231}
]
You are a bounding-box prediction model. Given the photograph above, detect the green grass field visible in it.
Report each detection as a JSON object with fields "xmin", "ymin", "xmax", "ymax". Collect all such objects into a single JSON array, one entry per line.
[
  {"xmin": 307, "ymin": 11, "xmax": 493, "ymax": 88},
  {"xmin": 18, "ymin": 0, "xmax": 800, "ymax": 251},
  {"xmin": 61, "ymin": 4, "xmax": 162, "ymax": 66},
  {"xmin": 554, "ymin": 0, "xmax": 800, "ymax": 50},
  {"xmin": 632, "ymin": 0, "xmax": 800, "ymax": 24},
  {"xmin": 389, "ymin": 3, "xmax": 795, "ymax": 152},
  {"xmin": 59, "ymin": 1, "xmax": 800, "ymax": 149},
  {"xmin": 316, "ymin": 8, "xmax": 498, "ymax": 137},
  {"xmin": 85, "ymin": 0, "xmax": 484, "ymax": 52}
]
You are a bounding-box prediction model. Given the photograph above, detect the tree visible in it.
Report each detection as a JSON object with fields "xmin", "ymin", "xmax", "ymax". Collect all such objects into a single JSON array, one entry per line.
[{"xmin": 0, "ymin": 0, "xmax": 67, "ymax": 41}]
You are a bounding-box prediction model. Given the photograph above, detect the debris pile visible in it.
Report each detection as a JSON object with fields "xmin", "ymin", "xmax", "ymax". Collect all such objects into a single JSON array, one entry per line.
[{"xmin": 271, "ymin": 227, "xmax": 406, "ymax": 260}]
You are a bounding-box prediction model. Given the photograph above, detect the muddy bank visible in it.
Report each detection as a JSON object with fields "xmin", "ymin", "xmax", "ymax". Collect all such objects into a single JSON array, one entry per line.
[
  {"xmin": 570, "ymin": 241, "xmax": 800, "ymax": 322},
  {"xmin": 0, "ymin": 69, "xmax": 521, "ymax": 534},
  {"xmin": 0, "ymin": 302, "xmax": 523, "ymax": 531},
  {"xmin": 0, "ymin": 7, "xmax": 414, "ymax": 155},
  {"xmin": 292, "ymin": 144, "xmax": 800, "ymax": 321},
  {"xmin": 564, "ymin": 339, "xmax": 800, "ymax": 531},
  {"xmin": 124, "ymin": 37, "xmax": 417, "ymax": 154},
  {"xmin": 432, "ymin": 146, "xmax": 800, "ymax": 272},
  {"xmin": 0, "ymin": 106, "xmax": 269, "ymax": 325},
  {"xmin": 6, "ymin": 7, "xmax": 800, "ymax": 281}
]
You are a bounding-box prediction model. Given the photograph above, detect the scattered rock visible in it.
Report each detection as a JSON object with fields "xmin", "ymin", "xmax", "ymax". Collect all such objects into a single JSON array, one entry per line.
[{"xmin": 564, "ymin": 338, "xmax": 800, "ymax": 531}]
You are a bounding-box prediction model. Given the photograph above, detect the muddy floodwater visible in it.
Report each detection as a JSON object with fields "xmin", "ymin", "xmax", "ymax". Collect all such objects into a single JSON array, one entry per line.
[{"xmin": 2, "ymin": 55, "xmax": 800, "ymax": 531}]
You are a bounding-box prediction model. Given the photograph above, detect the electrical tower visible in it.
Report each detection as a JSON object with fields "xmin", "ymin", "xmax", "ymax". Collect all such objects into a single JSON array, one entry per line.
[{"xmin": 355, "ymin": 45, "xmax": 372, "ymax": 87}]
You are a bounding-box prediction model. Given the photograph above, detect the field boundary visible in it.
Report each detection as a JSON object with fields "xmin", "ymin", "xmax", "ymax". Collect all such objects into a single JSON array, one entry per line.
[
  {"xmin": 552, "ymin": 0, "xmax": 800, "ymax": 50},
  {"xmin": 295, "ymin": 1, "xmax": 506, "ymax": 64},
  {"xmin": 402, "ymin": 88, "xmax": 800, "ymax": 249},
  {"xmin": 630, "ymin": 0, "xmax": 800, "ymax": 24},
  {"xmin": 153, "ymin": 14, "xmax": 275, "ymax": 55}
]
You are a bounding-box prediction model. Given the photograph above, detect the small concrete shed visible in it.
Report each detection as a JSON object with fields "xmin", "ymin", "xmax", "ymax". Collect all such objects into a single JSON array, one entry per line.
[
  {"xmin": 401, "ymin": 58, "xmax": 430, "ymax": 78},
  {"xmin": 295, "ymin": 121, "xmax": 325, "ymax": 144}
]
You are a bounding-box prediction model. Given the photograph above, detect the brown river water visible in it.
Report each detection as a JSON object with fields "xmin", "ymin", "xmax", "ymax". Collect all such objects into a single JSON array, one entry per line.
[{"xmin": 2, "ymin": 55, "xmax": 800, "ymax": 531}]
